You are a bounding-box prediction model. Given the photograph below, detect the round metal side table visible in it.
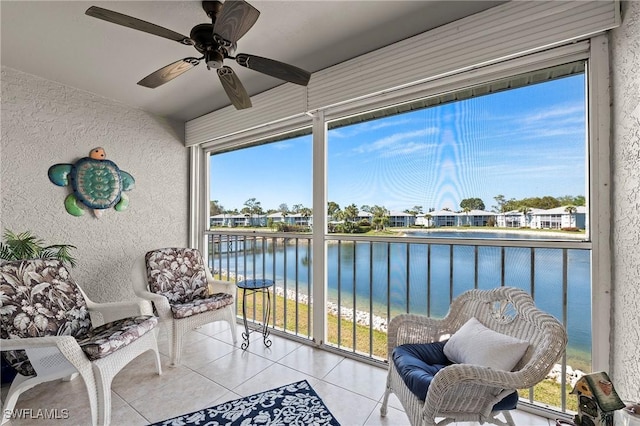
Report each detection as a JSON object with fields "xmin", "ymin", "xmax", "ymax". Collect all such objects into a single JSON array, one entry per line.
[{"xmin": 236, "ymin": 278, "xmax": 274, "ymax": 350}]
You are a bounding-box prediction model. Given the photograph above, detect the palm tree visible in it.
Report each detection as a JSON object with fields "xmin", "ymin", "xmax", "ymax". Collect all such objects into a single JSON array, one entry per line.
[
  {"xmin": 327, "ymin": 201, "xmax": 340, "ymax": 221},
  {"xmin": 565, "ymin": 205, "xmax": 577, "ymax": 227},
  {"xmin": 371, "ymin": 205, "xmax": 389, "ymax": 231},
  {"xmin": 518, "ymin": 206, "xmax": 532, "ymax": 227},
  {"xmin": 463, "ymin": 206, "xmax": 471, "ymax": 226}
]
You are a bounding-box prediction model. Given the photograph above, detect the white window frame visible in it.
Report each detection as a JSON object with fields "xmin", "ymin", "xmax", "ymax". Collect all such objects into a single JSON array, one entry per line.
[{"xmin": 191, "ymin": 35, "xmax": 611, "ymax": 382}]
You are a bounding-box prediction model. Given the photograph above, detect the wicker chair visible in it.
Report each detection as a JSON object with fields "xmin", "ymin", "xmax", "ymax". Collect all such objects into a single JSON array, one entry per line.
[
  {"xmin": 0, "ymin": 259, "xmax": 162, "ymax": 426},
  {"xmin": 132, "ymin": 247, "xmax": 237, "ymax": 366},
  {"xmin": 380, "ymin": 286, "xmax": 567, "ymax": 426}
]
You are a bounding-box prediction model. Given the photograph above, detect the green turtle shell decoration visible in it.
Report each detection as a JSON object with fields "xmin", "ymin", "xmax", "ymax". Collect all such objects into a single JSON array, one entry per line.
[{"xmin": 48, "ymin": 147, "xmax": 135, "ymax": 218}]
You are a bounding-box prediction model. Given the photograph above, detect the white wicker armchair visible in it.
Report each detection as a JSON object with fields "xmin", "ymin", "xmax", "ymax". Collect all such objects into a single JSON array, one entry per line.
[
  {"xmin": 0, "ymin": 259, "xmax": 162, "ymax": 426},
  {"xmin": 380, "ymin": 286, "xmax": 567, "ymax": 426},
  {"xmin": 131, "ymin": 247, "xmax": 237, "ymax": 366}
]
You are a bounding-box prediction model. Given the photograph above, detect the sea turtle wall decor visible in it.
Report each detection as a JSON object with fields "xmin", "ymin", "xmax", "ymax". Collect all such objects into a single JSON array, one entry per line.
[{"xmin": 48, "ymin": 147, "xmax": 135, "ymax": 218}]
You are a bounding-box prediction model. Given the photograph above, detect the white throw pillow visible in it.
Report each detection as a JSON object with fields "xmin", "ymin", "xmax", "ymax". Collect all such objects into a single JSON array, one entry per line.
[{"xmin": 443, "ymin": 317, "xmax": 529, "ymax": 371}]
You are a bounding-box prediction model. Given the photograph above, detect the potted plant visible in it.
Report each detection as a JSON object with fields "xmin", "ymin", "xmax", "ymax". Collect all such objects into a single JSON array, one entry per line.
[
  {"xmin": 0, "ymin": 229, "xmax": 77, "ymax": 384},
  {"xmin": 0, "ymin": 229, "xmax": 76, "ymax": 266}
]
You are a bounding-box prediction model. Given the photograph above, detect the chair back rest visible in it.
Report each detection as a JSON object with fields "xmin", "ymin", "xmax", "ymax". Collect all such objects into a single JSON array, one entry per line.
[
  {"xmin": 445, "ymin": 287, "xmax": 567, "ymax": 375},
  {"xmin": 145, "ymin": 247, "xmax": 209, "ymax": 304},
  {"xmin": 0, "ymin": 259, "xmax": 93, "ymax": 376}
]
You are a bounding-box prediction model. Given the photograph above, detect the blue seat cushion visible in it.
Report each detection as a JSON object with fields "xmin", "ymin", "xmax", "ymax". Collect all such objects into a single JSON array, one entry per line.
[{"xmin": 392, "ymin": 341, "xmax": 518, "ymax": 411}]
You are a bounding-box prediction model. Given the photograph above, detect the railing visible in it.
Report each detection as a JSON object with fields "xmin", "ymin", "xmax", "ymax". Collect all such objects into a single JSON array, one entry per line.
[{"xmin": 205, "ymin": 230, "xmax": 591, "ymax": 414}]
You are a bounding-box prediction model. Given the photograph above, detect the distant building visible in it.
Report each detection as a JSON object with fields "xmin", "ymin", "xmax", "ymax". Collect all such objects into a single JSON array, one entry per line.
[
  {"xmin": 529, "ymin": 206, "xmax": 586, "ymax": 229},
  {"xmin": 387, "ymin": 211, "xmax": 415, "ymax": 227},
  {"xmin": 210, "ymin": 205, "xmax": 585, "ymax": 231}
]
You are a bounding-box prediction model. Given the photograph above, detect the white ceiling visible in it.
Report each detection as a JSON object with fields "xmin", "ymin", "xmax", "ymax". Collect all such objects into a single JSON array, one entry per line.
[{"xmin": 1, "ymin": 1, "xmax": 504, "ymax": 123}]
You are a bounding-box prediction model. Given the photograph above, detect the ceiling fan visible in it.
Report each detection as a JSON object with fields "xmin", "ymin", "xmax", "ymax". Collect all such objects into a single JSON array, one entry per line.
[{"xmin": 85, "ymin": 0, "xmax": 311, "ymax": 110}]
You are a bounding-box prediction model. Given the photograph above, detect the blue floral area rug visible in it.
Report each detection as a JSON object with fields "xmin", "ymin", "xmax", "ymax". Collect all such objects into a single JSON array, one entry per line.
[{"xmin": 150, "ymin": 380, "xmax": 341, "ymax": 426}]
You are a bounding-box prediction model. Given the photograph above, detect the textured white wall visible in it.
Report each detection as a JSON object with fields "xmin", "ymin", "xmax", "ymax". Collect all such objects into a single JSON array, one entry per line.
[
  {"xmin": 611, "ymin": 0, "xmax": 640, "ymax": 404},
  {"xmin": 0, "ymin": 66, "xmax": 189, "ymax": 303}
]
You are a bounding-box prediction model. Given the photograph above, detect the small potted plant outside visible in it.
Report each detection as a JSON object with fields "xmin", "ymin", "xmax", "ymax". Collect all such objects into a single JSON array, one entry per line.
[{"xmin": 0, "ymin": 229, "xmax": 77, "ymax": 384}]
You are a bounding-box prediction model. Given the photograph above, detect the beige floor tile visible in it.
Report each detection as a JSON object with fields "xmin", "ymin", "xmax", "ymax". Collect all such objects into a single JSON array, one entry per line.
[
  {"xmin": 323, "ymin": 357, "xmax": 389, "ymax": 401},
  {"xmin": 278, "ymin": 344, "xmax": 346, "ymax": 378},
  {"xmin": 178, "ymin": 336, "xmax": 237, "ymax": 370},
  {"xmin": 196, "ymin": 349, "xmax": 274, "ymax": 389},
  {"xmin": 312, "ymin": 379, "xmax": 378, "ymax": 426},
  {"xmin": 195, "ymin": 321, "xmax": 240, "ymax": 341},
  {"xmin": 111, "ymin": 352, "xmax": 189, "ymax": 402},
  {"xmin": 365, "ymin": 402, "xmax": 412, "ymax": 426},
  {"xmin": 0, "ymin": 335, "xmax": 555, "ymax": 426},
  {"xmin": 379, "ymin": 391, "xmax": 405, "ymax": 412},
  {"xmin": 155, "ymin": 325, "xmax": 211, "ymax": 357},
  {"xmin": 231, "ymin": 362, "xmax": 317, "ymax": 397},
  {"xmin": 127, "ymin": 370, "xmax": 229, "ymax": 423},
  {"xmin": 242, "ymin": 333, "xmax": 303, "ymax": 361},
  {"xmin": 109, "ymin": 402, "xmax": 148, "ymax": 426}
]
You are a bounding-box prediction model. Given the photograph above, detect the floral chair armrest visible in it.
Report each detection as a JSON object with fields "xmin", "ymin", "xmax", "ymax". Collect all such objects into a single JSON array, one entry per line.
[
  {"xmin": 208, "ymin": 278, "xmax": 237, "ymax": 298},
  {"xmin": 85, "ymin": 299, "xmax": 150, "ymax": 327},
  {"xmin": 76, "ymin": 284, "xmax": 148, "ymax": 326},
  {"xmin": 0, "ymin": 335, "xmax": 90, "ymax": 377},
  {"xmin": 133, "ymin": 289, "xmax": 173, "ymax": 321}
]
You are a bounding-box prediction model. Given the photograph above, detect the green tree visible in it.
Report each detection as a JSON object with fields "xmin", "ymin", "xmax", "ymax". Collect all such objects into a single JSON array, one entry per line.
[
  {"xmin": 360, "ymin": 205, "xmax": 372, "ymax": 213},
  {"xmin": 327, "ymin": 201, "xmax": 341, "ymax": 220},
  {"xmin": 518, "ymin": 205, "xmax": 532, "ymax": 227},
  {"xmin": 292, "ymin": 204, "xmax": 304, "ymax": 214},
  {"xmin": 210, "ymin": 200, "xmax": 224, "ymax": 216},
  {"xmin": 299, "ymin": 207, "xmax": 312, "ymax": 225},
  {"xmin": 279, "ymin": 203, "xmax": 290, "ymax": 223},
  {"xmin": 462, "ymin": 206, "xmax": 471, "ymax": 225},
  {"xmin": 493, "ymin": 195, "xmax": 515, "ymax": 212},
  {"xmin": 565, "ymin": 205, "xmax": 577, "ymax": 228},
  {"xmin": 370, "ymin": 205, "xmax": 389, "ymax": 231},
  {"xmin": 460, "ymin": 198, "xmax": 485, "ymax": 211},
  {"xmin": 343, "ymin": 204, "xmax": 359, "ymax": 222},
  {"xmin": 341, "ymin": 204, "xmax": 360, "ymax": 233}
]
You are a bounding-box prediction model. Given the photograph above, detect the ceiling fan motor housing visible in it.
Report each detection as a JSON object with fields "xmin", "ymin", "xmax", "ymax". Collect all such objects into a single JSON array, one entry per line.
[{"xmin": 206, "ymin": 50, "xmax": 225, "ymax": 69}]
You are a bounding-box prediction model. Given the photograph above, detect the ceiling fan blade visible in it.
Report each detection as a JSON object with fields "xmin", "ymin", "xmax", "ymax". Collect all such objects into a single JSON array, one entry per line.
[
  {"xmin": 86, "ymin": 6, "xmax": 192, "ymax": 45},
  {"xmin": 217, "ymin": 66, "xmax": 252, "ymax": 110},
  {"xmin": 235, "ymin": 54, "xmax": 311, "ymax": 86},
  {"xmin": 213, "ymin": 0, "xmax": 260, "ymax": 44},
  {"xmin": 138, "ymin": 58, "xmax": 200, "ymax": 88}
]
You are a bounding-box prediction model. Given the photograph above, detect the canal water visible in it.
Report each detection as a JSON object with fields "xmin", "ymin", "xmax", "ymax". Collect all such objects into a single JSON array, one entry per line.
[{"xmin": 212, "ymin": 231, "xmax": 591, "ymax": 371}]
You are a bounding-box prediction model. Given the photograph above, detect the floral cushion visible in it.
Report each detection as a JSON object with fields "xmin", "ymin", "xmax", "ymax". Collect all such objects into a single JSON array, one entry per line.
[
  {"xmin": 78, "ymin": 315, "xmax": 158, "ymax": 361},
  {"xmin": 0, "ymin": 259, "xmax": 92, "ymax": 377},
  {"xmin": 145, "ymin": 248, "xmax": 209, "ymax": 304},
  {"xmin": 170, "ymin": 293, "xmax": 234, "ymax": 319}
]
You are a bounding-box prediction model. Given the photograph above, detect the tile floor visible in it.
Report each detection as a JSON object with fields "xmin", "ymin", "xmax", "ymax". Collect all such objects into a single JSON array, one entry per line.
[{"xmin": 1, "ymin": 322, "xmax": 555, "ymax": 425}]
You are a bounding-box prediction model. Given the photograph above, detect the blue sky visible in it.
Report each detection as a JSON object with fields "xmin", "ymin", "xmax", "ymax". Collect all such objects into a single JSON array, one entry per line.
[{"xmin": 210, "ymin": 74, "xmax": 586, "ymax": 213}]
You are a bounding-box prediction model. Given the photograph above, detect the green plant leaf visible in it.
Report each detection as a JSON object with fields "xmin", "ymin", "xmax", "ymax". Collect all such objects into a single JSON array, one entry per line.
[{"xmin": 1, "ymin": 229, "xmax": 77, "ymax": 267}]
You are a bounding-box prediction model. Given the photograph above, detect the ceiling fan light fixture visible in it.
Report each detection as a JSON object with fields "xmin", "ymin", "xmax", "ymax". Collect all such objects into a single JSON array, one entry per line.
[{"xmin": 206, "ymin": 50, "xmax": 224, "ymax": 69}]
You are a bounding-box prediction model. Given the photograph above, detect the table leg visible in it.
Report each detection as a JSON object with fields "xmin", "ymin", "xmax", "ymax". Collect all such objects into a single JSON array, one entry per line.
[
  {"xmin": 241, "ymin": 289, "xmax": 250, "ymax": 350},
  {"xmin": 262, "ymin": 289, "xmax": 272, "ymax": 348}
]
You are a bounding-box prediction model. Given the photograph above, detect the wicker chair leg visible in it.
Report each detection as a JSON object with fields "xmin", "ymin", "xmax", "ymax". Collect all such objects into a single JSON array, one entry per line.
[
  {"xmin": 77, "ymin": 368, "xmax": 99, "ymax": 426},
  {"xmin": 380, "ymin": 376, "xmax": 392, "ymax": 416},
  {"xmin": 171, "ymin": 325, "xmax": 184, "ymax": 367},
  {"xmin": 500, "ymin": 410, "xmax": 516, "ymax": 426},
  {"xmin": 227, "ymin": 307, "xmax": 238, "ymax": 344},
  {"xmin": 165, "ymin": 322, "xmax": 175, "ymax": 365},
  {"xmin": 93, "ymin": 365, "xmax": 113, "ymax": 426}
]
